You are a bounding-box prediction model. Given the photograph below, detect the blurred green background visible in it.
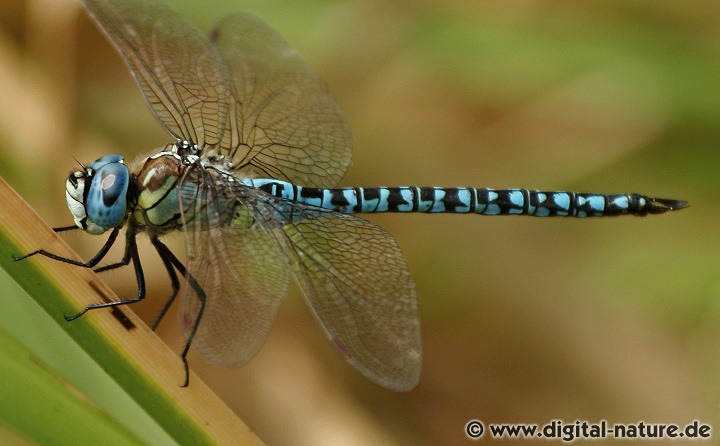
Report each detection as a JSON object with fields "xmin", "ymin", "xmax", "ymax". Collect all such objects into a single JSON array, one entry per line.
[{"xmin": 0, "ymin": 0, "xmax": 717, "ymax": 444}]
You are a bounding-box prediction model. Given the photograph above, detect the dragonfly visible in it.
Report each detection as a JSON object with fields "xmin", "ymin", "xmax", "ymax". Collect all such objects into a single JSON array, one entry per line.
[{"xmin": 16, "ymin": 0, "xmax": 687, "ymax": 391}]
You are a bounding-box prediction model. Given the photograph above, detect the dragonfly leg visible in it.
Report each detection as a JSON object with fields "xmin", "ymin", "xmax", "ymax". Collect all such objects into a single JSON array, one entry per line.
[
  {"xmin": 149, "ymin": 239, "xmax": 180, "ymax": 332},
  {"xmin": 53, "ymin": 225, "xmax": 82, "ymax": 233},
  {"xmin": 150, "ymin": 236, "xmax": 205, "ymax": 387},
  {"xmin": 94, "ymin": 236, "xmax": 133, "ymax": 274},
  {"xmin": 64, "ymin": 233, "xmax": 146, "ymax": 321},
  {"xmin": 13, "ymin": 227, "xmax": 121, "ymax": 268}
]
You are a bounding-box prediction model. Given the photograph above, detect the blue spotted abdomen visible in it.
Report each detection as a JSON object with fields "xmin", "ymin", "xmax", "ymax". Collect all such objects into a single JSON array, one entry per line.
[{"xmin": 249, "ymin": 179, "xmax": 686, "ymax": 217}]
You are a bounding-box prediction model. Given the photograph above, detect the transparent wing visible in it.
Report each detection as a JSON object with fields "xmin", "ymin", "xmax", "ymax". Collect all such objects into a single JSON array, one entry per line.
[
  {"xmin": 208, "ymin": 13, "xmax": 353, "ymax": 187},
  {"xmin": 281, "ymin": 211, "xmax": 422, "ymax": 391},
  {"xmin": 178, "ymin": 172, "xmax": 420, "ymax": 389},
  {"xmin": 178, "ymin": 168, "xmax": 290, "ymax": 366},
  {"xmin": 80, "ymin": 0, "xmax": 230, "ymax": 148}
]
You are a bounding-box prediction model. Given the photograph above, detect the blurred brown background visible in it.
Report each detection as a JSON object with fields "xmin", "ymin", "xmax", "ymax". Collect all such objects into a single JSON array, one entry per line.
[{"xmin": 0, "ymin": 0, "xmax": 717, "ymax": 444}]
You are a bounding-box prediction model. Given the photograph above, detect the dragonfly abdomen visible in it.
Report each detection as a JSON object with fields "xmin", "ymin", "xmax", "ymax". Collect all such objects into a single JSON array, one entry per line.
[{"xmin": 250, "ymin": 179, "xmax": 686, "ymax": 217}]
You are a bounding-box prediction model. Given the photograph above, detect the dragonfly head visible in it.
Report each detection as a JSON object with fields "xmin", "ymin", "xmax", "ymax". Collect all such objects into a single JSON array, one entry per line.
[{"xmin": 66, "ymin": 154, "xmax": 130, "ymax": 235}]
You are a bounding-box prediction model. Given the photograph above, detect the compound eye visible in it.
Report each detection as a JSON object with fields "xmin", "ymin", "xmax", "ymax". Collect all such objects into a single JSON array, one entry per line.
[
  {"xmin": 86, "ymin": 161, "xmax": 130, "ymax": 230},
  {"xmin": 100, "ymin": 165, "xmax": 127, "ymax": 207}
]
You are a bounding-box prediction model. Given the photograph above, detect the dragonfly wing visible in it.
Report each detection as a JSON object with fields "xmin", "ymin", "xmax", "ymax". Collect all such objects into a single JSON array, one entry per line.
[
  {"xmin": 179, "ymin": 175, "xmax": 420, "ymax": 389},
  {"xmin": 209, "ymin": 13, "xmax": 353, "ymax": 187},
  {"xmin": 177, "ymin": 169, "xmax": 290, "ymax": 366},
  {"xmin": 285, "ymin": 211, "xmax": 421, "ymax": 391},
  {"xmin": 80, "ymin": 0, "xmax": 230, "ymax": 148},
  {"xmin": 241, "ymin": 190, "xmax": 421, "ymax": 391}
]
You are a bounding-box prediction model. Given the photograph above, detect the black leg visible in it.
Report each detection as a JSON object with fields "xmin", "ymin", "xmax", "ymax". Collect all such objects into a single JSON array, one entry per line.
[
  {"xmin": 94, "ymin": 258, "xmax": 131, "ymax": 273},
  {"xmin": 54, "ymin": 225, "xmax": 81, "ymax": 233},
  {"xmin": 19, "ymin": 223, "xmax": 203, "ymax": 387},
  {"xmin": 94, "ymin": 237, "xmax": 133, "ymax": 273},
  {"xmin": 14, "ymin": 227, "xmax": 121, "ymax": 268},
  {"xmin": 64, "ymin": 233, "xmax": 146, "ymax": 321},
  {"xmin": 151, "ymin": 237, "xmax": 205, "ymax": 387},
  {"xmin": 150, "ymin": 238, "xmax": 180, "ymax": 331}
]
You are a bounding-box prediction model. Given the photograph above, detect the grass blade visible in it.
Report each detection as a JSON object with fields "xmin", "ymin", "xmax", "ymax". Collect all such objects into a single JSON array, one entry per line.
[{"xmin": 0, "ymin": 176, "xmax": 263, "ymax": 445}]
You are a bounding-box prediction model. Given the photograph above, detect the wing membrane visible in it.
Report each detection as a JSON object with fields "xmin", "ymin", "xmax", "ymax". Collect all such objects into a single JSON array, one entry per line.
[
  {"xmin": 80, "ymin": 0, "xmax": 230, "ymax": 147},
  {"xmin": 209, "ymin": 13, "xmax": 353, "ymax": 187},
  {"xmin": 280, "ymin": 212, "xmax": 421, "ymax": 391},
  {"xmin": 179, "ymin": 175, "xmax": 420, "ymax": 389},
  {"xmin": 178, "ymin": 168, "xmax": 290, "ymax": 365},
  {"xmin": 195, "ymin": 182, "xmax": 422, "ymax": 390}
]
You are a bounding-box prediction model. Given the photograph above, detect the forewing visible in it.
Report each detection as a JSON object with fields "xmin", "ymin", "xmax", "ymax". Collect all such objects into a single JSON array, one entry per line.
[
  {"xmin": 177, "ymin": 169, "xmax": 290, "ymax": 366},
  {"xmin": 263, "ymin": 200, "xmax": 422, "ymax": 391},
  {"xmin": 209, "ymin": 13, "xmax": 353, "ymax": 187},
  {"xmin": 80, "ymin": 0, "xmax": 230, "ymax": 148}
]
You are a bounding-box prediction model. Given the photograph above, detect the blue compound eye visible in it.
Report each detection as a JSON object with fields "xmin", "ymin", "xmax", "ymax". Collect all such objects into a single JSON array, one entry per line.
[
  {"xmin": 87, "ymin": 154, "xmax": 125, "ymax": 171},
  {"xmin": 85, "ymin": 156, "xmax": 129, "ymax": 231},
  {"xmin": 100, "ymin": 163, "xmax": 128, "ymax": 207}
]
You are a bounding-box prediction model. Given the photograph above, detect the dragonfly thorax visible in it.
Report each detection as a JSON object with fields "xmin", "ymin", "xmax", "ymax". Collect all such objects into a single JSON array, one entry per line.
[
  {"xmin": 65, "ymin": 154, "xmax": 130, "ymax": 235},
  {"xmin": 130, "ymin": 150, "xmax": 187, "ymax": 234}
]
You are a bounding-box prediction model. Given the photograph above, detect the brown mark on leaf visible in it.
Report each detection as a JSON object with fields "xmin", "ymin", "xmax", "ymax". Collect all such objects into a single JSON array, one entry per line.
[{"xmin": 88, "ymin": 280, "xmax": 136, "ymax": 331}]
